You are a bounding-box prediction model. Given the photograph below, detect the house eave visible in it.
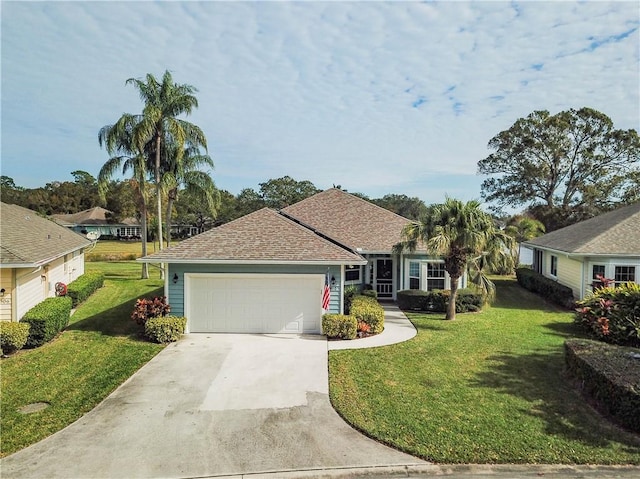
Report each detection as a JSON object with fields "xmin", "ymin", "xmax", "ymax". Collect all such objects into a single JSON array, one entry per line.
[
  {"xmin": 523, "ymin": 243, "xmax": 640, "ymax": 259},
  {"xmin": 137, "ymin": 258, "xmax": 368, "ymax": 266}
]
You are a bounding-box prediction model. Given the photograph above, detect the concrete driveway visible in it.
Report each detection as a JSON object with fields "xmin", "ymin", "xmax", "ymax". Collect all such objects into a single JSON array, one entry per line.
[{"xmin": 1, "ymin": 334, "xmax": 424, "ymax": 479}]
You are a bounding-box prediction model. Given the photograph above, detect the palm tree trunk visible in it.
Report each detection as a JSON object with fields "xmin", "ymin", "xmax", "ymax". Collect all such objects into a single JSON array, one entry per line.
[
  {"xmin": 155, "ymin": 134, "xmax": 163, "ymax": 252},
  {"xmin": 140, "ymin": 201, "xmax": 149, "ymax": 279},
  {"xmin": 446, "ymin": 275, "xmax": 460, "ymax": 320},
  {"xmin": 165, "ymin": 189, "xmax": 176, "ymax": 248}
]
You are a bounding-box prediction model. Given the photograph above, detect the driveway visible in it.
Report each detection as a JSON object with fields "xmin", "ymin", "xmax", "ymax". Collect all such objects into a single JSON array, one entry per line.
[{"xmin": 1, "ymin": 334, "xmax": 424, "ymax": 478}]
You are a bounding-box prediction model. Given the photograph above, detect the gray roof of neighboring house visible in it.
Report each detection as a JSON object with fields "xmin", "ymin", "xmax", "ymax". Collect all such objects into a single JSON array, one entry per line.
[
  {"xmin": 524, "ymin": 202, "xmax": 640, "ymax": 255},
  {"xmin": 1, "ymin": 202, "xmax": 93, "ymax": 267},
  {"xmin": 139, "ymin": 208, "xmax": 366, "ymax": 264},
  {"xmin": 282, "ymin": 188, "xmax": 417, "ymax": 253},
  {"xmin": 51, "ymin": 207, "xmax": 139, "ymax": 226}
]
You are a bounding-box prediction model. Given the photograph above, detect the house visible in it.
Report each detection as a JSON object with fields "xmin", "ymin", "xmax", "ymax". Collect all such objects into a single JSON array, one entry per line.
[
  {"xmin": 51, "ymin": 207, "xmax": 141, "ymax": 239},
  {"xmin": 524, "ymin": 202, "xmax": 640, "ymax": 300},
  {"xmin": 0, "ymin": 202, "xmax": 92, "ymax": 321},
  {"xmin": 140, "ymin": 189, "xmax": 465, "ymax": 334}
]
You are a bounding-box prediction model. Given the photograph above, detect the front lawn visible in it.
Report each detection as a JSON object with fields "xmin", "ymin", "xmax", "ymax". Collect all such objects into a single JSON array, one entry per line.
[
  {"xmin": 0, "ymin": 262, "xmax": 164, "ymax": 457},
  {"xmin": 329, "ymin": 277, "xmax": 640, "ymax": 464}
]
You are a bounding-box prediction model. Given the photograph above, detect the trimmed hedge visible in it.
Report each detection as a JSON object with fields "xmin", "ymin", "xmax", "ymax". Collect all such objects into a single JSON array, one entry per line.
[
  {"xmin": 575, "ymin": 282, "xmax": 640, "ymax": 347},
  {"xmin": 350, "ymin": 295, "xmax": 384, "ymax": 334},
  {"xmin": 565, "ymin": 339, "xmax": 640, "ymax": 433},
  {"xmin": 67, "ymin": 271, "xmax": 105, "ymax": 307},
  {"xmin": 515, "ymin": 267, "xmax": 575, "ymax": 308},
  {"xmin": 22, "ymin": 296, "xmax": 73, "ymax": 348},
  {"xmin": 0, "ymin": 322, "xmax": 30, "ymax": 354},
  {"xmin": 397, "ymin": 289, "xmax": 485, "ymax": 313},
  {"xmin": 343, "ymin": 285, "xmax": 359, "ymax": 315},
  {"xmin": 361, "ymin": 289, "xmax": 378, "ymax": 300},
  {"xmin": 322, "ymin": 314, "xmax": 357, "ymax": 339},
  {"xmin": 144, "ymin": 316, "xmax": 187, "ymax": 343}
]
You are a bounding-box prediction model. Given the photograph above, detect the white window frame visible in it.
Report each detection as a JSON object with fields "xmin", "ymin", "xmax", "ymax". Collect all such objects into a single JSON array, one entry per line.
[
  {"xmin": 344, "ymin": 265, "xmax": 361, "ymax": 284},
  {"xmin": 550, "ymin": 255, "xmax": 558, "ymax": 278},
  {"xmin": 614, "ymin": 265, "xmax": 636, "ymax": 286}
]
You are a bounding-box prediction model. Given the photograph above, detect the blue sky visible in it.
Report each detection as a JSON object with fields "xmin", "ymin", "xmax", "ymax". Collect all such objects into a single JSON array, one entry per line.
[{"xmin": 2, "ymin": 1, "xmax": 638, "ymax": 207}]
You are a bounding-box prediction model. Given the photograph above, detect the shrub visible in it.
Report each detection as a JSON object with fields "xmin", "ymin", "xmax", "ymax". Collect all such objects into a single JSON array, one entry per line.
[
  {"xmin": 343, "ymin": 285, "xmax": 359, "ymax": 315},
  {"xmin": 144, "ymin": 316, "xmax": 187, "ymax": 343},
  {"xmin": 357, "ymin": 321, "xmax": 371, "ymax": 333},
  {"xmin": 22, "ymin": 296, "xmax": 73, "ymax": 348},
  {"xmin": 565, "ymin": 339, "xmax": 640, "ymax": 433},
  {"xmin": 350, "ymin": 295, "xmax": 384, "ymax": 334},
  {"xmin": 0, "ymin": 322, "xmax": 30, "ymax": 354},
  {"xmin": 322, "ymin": 314, "xmax": 357, "ymax": 339},
  {"xmin": 396, "ymin": 289, "xmax": 485, "ymax": 313},
  {"xmin": 361, "ymin": 289, "xmax": 378, "ymax": 299},
  {"xmin": 131, "ymin": 296, "xmax": 171, "ymax": 326},
  {"xmin": 515, "ymin": 267, "xmax": 575, "ymax": 308},
  {"xmin": 66, "ymin": 271, "xmax": 105, "ymax": 307},
  {"xmin": 574, "ymin": 282, "xmax": 640, "ymax": 347}
]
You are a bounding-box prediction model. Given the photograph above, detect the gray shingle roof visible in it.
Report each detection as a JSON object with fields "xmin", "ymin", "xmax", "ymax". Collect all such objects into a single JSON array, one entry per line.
[
  {"xmin": 1, "ymin": 202, "xmax": 92, "ymax": 267},
  {"xmin": 140, "ymin": 208, "xmax": 366, "ymax": 264},
  {"xmin": 282, "ymin": 188, "xmax": 415, "ymax": 252},
  {"xmin": 51, "ymin": 207, "xmax": 139, "ymax": 226},
  {"xmin": 524, "ymin": 203, "xmax": 640, "ymax": 255}
]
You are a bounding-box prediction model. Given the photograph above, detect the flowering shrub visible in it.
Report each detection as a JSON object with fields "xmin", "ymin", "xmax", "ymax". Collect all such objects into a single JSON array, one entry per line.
[
  {"xmin": 574, "ymin": 282, "xmax": 640, "ymax": 346},
  {"xmin": 357, "ymin": 320, "xmax": 371, "ymax": 333},
  {"xmin": 131, "ymin": 296, "xmax": 171, "ymax": 326}
]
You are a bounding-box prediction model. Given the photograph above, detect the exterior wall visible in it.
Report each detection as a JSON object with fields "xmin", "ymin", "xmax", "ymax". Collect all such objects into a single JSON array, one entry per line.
[
  {"xmin": 167, "ymin": 263, "xmax": 343, "ymax": 317},
  {"xmin": 0, "ymin": 268, "xmax": 14, "ymax": 321},
  {"xmin": 15, "ymin": 267, "xmax": 47, "ymax": 320},
  {"xmin": 400, "ymin": 254, "xmax": 466, "ymax": 291},
  {"xmin": 555, "ymin": 255, "xmax": 583, "ymax": 299},
  {"xmin": 583, "ymin": 256, "xmax": 640, "ymax": 297}
]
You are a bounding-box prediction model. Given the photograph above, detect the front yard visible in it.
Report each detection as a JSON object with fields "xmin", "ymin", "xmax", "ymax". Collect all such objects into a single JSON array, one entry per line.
[
  {"xmin": 0, "ymin": 262, "xmax": 164, "ymax": 457},
  {"xmin": 329, "ymin": 277, "xmax": 640, "ymax": 464}
]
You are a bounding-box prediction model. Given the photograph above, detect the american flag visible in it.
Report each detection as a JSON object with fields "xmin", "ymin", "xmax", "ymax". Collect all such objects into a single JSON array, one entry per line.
[{"xmin": 322, "ymin": 273, "xmax": 331, "ymax": 310}]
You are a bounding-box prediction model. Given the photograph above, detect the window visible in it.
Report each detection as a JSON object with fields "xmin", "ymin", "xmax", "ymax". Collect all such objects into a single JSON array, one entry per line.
[
  {"xmin": 409, "ymin": 262, "xmax": 420, "ymax": 289},
  {"xmin": 614, "ymin": 266, "xmax": 636, "ymax": 286},
  {"xmin": 592, "ymin": 264, "xmax": 605, "ymax": 280},
  {"xmin": 550, "ymin": 255, "xmax": 558, "ymax": 277},
  {"xmin": 345, "ymin": 265, "xmax": 361, "ymax": 282},
  {"xmin": 533, "ymin": 249, "xmax": 543, "ymax": 274},
  {"xmin": 426, "ymin": 262, "xmax": 446, "ymax": 291}
]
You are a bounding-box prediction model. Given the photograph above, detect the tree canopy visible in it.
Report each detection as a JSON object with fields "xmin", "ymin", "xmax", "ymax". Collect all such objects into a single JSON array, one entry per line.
[{"xmin": 478, "ymin": 107, "xmax": 640, "ymax": 230}]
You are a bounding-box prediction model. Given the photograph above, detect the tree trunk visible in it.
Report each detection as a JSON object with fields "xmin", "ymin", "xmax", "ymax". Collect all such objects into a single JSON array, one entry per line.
[
  {"xmin": 140, "ymin": 200, "xmax": 149, "ymax": 280},
  {"xmin": 165, "ymin": 189, "xmax": 176, "ymax": 248},
  {"xmin": 446, "ymin": 275, "xmax": 460, "ymax": 320},
  {"xmin": 154, "ymin": 134, "xmax": 164, "ymax": 280}
]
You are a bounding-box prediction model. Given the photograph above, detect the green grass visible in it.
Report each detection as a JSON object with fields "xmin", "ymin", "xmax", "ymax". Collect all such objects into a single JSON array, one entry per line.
[
  {"xmin": 329, "ymin": 277, "xmax": 640, "ymax": 464},
  {"xmin": 86, "ymin": 240, "xmax": 178, "ymax": 261},
  {"xmin": 0, "ymin": 262, "xmax": 164, "ymax": 457}
]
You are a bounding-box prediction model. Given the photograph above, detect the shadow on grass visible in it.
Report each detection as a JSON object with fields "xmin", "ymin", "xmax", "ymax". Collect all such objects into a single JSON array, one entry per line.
[
  {"xmin": 471, "ymin": 349, "xmax": 640, "ymax": 452},
  {"xmin": 66, "ymin": 287, "xmax": 163, "ymax": 339},
  {"xmin": 492, "ymin": 278, "xmax": 572, "ymax": 313}
]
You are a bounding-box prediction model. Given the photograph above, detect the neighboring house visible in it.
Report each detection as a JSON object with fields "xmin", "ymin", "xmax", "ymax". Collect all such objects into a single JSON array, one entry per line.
[
  {"xmin": 524, "ymin": 202, "xmax": 640, "ymax": 300},
  {"xmin": 140, "ymin": 188, "xmax": 466, "ymax": 334},
  {"xmin": 0, "ymin": 202, "xmax": 92, "ymax": 322},
  {"xmin": 52, "ymin": 207, "xmax": 141, "ymax": 239}
]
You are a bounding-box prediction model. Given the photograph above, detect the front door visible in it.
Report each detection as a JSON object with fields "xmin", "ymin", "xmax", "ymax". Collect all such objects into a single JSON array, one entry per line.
[{"xmin": 375, "ymin": 258, "xmax": 394, "ymax": 299}]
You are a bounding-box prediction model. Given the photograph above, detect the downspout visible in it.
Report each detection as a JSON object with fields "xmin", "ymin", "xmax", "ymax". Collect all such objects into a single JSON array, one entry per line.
[{"xmin": 339, "ymin": 264, "xmax": 344, "ymax": 314}]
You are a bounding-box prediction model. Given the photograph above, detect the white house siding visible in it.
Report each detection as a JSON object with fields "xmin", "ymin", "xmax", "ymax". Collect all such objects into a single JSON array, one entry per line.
[
  {"xmin": 583, "ymin": 256, "xmax": 640, "ymax": 296},
  {"xmin": 16, "ymin": 267, "xmax": 47, "ymax": 320},
  {"xmin": 556, "ymin": 255, "xmax": 583, "ymax": 299},
  {"xmin": 0, "ymin": 268, "xmax": 13, "ymax": 321}
]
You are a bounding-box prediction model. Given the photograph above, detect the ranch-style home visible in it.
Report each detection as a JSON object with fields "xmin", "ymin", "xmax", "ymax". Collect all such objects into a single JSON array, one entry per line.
[
  {"xmin": 524, "ymin": 202, "xmax": 640, "ymax": 300},
  {"xmin": 52, "ymin": 206, "xmax": 142, "ymax": 239},
  {"xmin": 140, "ymin": 188, "xmax": 467, "ymax": 334},
  {"xmin": 0, "ymin": 202, "xmax": 92, "ymax": 322}
]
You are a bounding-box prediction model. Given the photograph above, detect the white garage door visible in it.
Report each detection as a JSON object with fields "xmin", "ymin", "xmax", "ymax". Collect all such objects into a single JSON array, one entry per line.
[{"xmin": 186, "ymin": 274, "xmax": 323, "ymax": 334}]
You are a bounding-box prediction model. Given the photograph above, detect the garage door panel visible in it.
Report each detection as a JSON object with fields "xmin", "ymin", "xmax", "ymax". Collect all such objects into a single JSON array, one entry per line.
[{"xmin": 187, "ymin": 274, "xmax": 322, "ymax": 334}]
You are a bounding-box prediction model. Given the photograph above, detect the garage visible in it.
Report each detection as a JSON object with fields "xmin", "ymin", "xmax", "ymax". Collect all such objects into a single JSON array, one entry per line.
[{"xmin": 185, "ymin": 274, "xmax": 324, "ymax": 334}]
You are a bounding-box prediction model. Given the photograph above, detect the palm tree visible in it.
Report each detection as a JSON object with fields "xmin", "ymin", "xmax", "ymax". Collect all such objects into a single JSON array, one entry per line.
[
  {"xmin": 161, "ymin": 144, "xmax": 220, "ymax": 247},
  {"xmin": 394, "ymin": 198, "xmax": 514, "ymax": 320},
  {"xmin": 98, "ymin": 115, "xmax": 150, "ymax": 279},
  {"xmin": 125, "ymin": 70, "xmax": 207, "ymax": 251},
  {"xmin": 504, "ymin": 215, "xmax": 546, "ymax": 266}
]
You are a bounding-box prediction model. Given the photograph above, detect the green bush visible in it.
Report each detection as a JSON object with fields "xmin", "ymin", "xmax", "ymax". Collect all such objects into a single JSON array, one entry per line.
[
  {"xmin": 131, "ymin": 296, "xmax": 171, "ymax": 326},
  {"xmin": 343, "ymin": 285, "xmax": 359, "ymax": 315},
  {"xmin": 0, "ymin": 322, "xmax": 30, "ymax": 354},
  {"xmin": 350, "ymin": 295, "xmax": 384, "ymax": 334},
  {"xmin": 565, "ymin": 339, "xmax": 640, "ymax": 433},
  {"xmin": 397, "ymin": 289, "xmax": 485, "ymax": 313},
  {"xmin": 66, "ymin": 271, "xmax": 105, "ymax": 307},
  {"xmin": 322, "ymin": 314, "xmax": 357, "ymax": 340},
  {"xmin": 361, "ymin": 289, "xmax": 378, "ymax": 299},
  {"xmin": 144, "ymin": 316, "xmax": 187, "ymax": 343},
  {"xmin": 22, "ymin": 296, "xmax": 73, "ymax": 348},
  {"xmin": 575, "ymin": 282, "xmax": 640, "ymax": 347},
  {"xmin": 515, "ymin": 267, "xmax": 575, "ymax": 308}
]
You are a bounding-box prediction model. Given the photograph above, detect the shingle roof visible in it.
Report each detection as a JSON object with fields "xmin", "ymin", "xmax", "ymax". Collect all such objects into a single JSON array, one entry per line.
[
  {"xmin": 51, "ymin": 207, "xmax": 139, "ymax": 226},
  {"xmin": 282, "ymin": 188, "xmax": 415, "ymax": 252},
  {"xmin": 524, "ymin": 203, "xmax": 640, "ymax": 255},
  {"xmin": 140, "ymin": 208, "xmax": 366, "ymax": 264},
  {"xmin": 1, "ymin": 202, "xmax": 92, "ymax": 267}
]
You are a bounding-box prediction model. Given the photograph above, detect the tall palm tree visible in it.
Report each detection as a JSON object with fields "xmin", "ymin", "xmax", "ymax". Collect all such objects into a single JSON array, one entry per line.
[
  {"xmin": 394, "ymin": 198, "xmax": 514, "ymax": 320},
  {"xmin": 125, "ymin": 70, "xmax": 207, "ymax": 251},
  {"xmin": 98, "ymin": 115, "xmax": 150, "ymax": 279},
  {"xmin": 504, "ymin": 215, "xmax": 546, "ymax": 266},
  {"xmin": 161, "ymin": 144, "xmax": 220, "ymax": 247}
]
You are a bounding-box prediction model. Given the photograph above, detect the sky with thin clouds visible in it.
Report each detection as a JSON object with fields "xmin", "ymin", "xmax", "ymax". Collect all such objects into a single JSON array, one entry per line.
[{"xmin": 2, "ymin": 1, "xmax": 638, "ymax": 207}]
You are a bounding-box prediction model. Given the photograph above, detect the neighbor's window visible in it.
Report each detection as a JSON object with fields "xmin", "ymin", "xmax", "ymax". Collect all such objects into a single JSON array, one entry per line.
[
  {"xmin": 592, "ymin": 264, "xmax": 606, "ymax": 280},
  {"xmin": 426, "ymin": 262, "xmax": 446, "ymax": 291},
  {"xmin": 533, "ymin": 249, "xmax": 543, "ymax": 274},
  {"xmin": 614, "ymin": 266, "xmax": 636, "ymax": 286},
  {"xmin": 550, "ymin": 255, "xmax": 558, "ymax": 277},
  {"xmin": 345, "ymin": 265, "xmax": 361, "ymax": 282},
  {"xmin": 409, "ymin": 261, "xmax": 420, "ymax": 289}
]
